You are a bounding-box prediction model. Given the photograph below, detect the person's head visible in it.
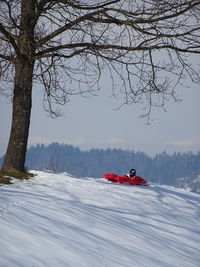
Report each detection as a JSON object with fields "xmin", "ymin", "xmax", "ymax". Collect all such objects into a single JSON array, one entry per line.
[{"xmin": 130, "ymin": 168, "xmax": 136, "ymax": 178}]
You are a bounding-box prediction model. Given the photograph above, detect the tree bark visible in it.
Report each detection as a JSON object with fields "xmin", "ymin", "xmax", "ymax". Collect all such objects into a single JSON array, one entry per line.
[
  {"xmin": 2, "ymin": 59, "xmax": 34, "ymax": 172},
  {"xmin": 2, "ymin": 0, "xmax": 36, "ymax": 173}
]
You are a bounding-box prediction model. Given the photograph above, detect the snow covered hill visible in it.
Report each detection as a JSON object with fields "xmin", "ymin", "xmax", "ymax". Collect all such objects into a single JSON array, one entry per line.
[{"xmin": 0, "ymin": 171, "xmax": 200, "ymax": 267}]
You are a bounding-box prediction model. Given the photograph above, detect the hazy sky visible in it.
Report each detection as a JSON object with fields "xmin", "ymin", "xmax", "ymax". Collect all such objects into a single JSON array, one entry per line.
[{"xmin": 1, "ymin": 65, "xmax": 200, "ymax": 158}]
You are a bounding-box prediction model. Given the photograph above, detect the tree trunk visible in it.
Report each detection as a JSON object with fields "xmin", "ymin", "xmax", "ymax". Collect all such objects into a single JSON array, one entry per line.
[
  {"xmin": 2, "ymin": 0, "xmax": 36, "ymax": 173},
  {"xmin": 2, "ymin": 59, "xmax": 34, "ymax": 172}
]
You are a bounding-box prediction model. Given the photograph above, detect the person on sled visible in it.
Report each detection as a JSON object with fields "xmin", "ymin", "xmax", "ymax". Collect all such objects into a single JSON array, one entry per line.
[
  {"xmin": 125, "ymin": 168, "xmax": 137, "ymax": 178},
  {"xmin": 122, "ymin": 168, "xmax": 147, "ymax": 184},
  {"xmin": 104, "ymin": 168, "xmax": 148, "ymax": 185}
]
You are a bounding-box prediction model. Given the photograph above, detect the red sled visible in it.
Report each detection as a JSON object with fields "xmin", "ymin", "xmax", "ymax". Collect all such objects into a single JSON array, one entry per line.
[{"xmin": 104, "ymin": 173, "xmax": 148, "ymax": 185}]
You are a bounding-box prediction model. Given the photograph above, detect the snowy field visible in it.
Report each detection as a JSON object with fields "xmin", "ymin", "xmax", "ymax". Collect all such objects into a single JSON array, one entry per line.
[{"xmin": 0, "ymin": 171, "xmax": 200, "ymax": 267}]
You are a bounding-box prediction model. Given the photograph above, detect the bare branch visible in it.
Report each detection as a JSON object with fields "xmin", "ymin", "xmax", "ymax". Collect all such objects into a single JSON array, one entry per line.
[
  {"xmin": 64, "ymin": 0, "xmax": 121, "ymax": 10},
  {"xmin": 35, "ymin": 9, "xmax": 106, "ymax": 47},
  {"xmin": 0, "ymin": 53, "xmax": 13, "ymax": 61},
  {"xmin": 1, "ymin": 0, "xmax": 200, "ymax": 118},
  {"xmin": 0, "ymin": 22, "xmax": 20, "ymax": 56}
]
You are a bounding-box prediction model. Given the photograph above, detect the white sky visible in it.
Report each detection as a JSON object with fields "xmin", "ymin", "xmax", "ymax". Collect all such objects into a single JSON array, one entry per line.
[{"xmin": 1, "ymin": 70, "xmax": 200, "ymax": 158}]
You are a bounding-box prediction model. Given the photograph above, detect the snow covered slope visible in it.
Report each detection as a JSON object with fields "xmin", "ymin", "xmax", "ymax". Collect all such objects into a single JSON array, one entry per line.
[{"xmin": 0, "ymin": 171, "xmax": 200, "ymax": 267}]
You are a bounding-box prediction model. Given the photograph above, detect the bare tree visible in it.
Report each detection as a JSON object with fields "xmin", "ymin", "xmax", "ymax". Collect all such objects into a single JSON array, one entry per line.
[{"xmin": 0, "ymin": 0, "xmax": 200, "ymax": 174}]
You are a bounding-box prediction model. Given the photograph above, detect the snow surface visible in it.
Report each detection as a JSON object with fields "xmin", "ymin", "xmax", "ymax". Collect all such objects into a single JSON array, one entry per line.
[{"xmin": 0, "ymin": 171, "xmax": 200, "ymax": 267}]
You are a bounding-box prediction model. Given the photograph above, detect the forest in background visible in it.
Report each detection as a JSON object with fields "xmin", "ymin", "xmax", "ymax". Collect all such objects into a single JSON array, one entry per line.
[
  {"xmin": 23, "ymin": 143, "xmax": 200, "ymax": 182},
  {"xmin": 1, "ymin": 142, "xmax": 200, "ymax": 191}
]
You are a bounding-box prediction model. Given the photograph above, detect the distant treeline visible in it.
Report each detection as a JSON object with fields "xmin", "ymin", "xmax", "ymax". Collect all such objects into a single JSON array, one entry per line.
[{"xmin": 20, "ymin": 142, "xmax": 200, "ymax": 185}]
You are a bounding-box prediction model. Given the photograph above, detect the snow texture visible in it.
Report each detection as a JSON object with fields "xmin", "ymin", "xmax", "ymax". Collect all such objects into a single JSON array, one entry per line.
[{"xmin": 0, "ymin": 171, "xmax": 200, "ymax": 267}]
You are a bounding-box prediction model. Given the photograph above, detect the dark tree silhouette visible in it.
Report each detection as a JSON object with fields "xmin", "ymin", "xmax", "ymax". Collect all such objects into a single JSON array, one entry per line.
[{"xmin": 0, "ymin": 0, "xmax": 200, "ymax": 173}]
